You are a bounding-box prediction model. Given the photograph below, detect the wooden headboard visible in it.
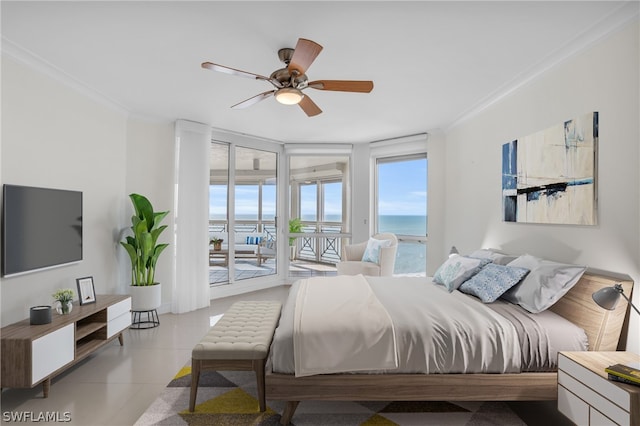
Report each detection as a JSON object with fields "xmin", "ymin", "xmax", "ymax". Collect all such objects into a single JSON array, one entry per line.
[{"xmin": 550, "ymin": 273, "xmax": 633, "ymax": 351}]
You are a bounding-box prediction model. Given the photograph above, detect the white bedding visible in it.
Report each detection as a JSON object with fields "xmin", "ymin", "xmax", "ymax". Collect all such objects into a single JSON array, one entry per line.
[
  {"xmin": 272, "ymin": 276, "xmax": 535, "ymax": 375},
  {"xmin": 293, "ymin": 275, "xmax": 398, "ymax": 377}
]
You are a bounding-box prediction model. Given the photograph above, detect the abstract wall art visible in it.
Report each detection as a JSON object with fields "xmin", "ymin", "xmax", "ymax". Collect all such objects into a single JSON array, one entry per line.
[{"xmin": 502, "ymin": 112, "xmax": 598, "ymax": 225}]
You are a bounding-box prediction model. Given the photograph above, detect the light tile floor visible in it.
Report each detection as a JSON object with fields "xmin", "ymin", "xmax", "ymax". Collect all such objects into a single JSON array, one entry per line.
[
  {"xmin": 0, "ymin": 284, "xmax": 570, "ymax": 426},
  {"xmin": 0, "ymin": 286, "xmax": 290, "ymax": 426}
]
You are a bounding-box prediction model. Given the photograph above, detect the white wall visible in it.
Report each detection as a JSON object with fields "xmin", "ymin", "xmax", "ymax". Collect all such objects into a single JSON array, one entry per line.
[
  {"xmin": 425, "ymin": 130, "xmax": 446, "ymax": 275},
  {"xmin": 124, "ymin": 118, "xmax": 175, "ymax": 311},
  {"xmin": 0, "ymin": 56, "xmax": 128, "ymax": 325},
  {"xmin": 444, "ymin": 21, "xmax": 640, "ymax": 352},
  {"xmin": 0, "ymin": 55, "xmax": 176, "ymax": 325}
]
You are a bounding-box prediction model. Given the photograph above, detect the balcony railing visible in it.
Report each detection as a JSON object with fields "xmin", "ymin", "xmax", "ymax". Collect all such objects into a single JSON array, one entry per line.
[
  {"xmin": 208, "ymin": 220, "xmax": 347, "ymax": 264},
  {"xmin": 295, "ymin": 222, "xmax": 344, "ymax": 264}
]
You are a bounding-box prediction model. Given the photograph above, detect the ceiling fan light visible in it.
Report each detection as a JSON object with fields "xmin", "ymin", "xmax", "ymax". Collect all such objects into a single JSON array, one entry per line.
[{"xmin": 275, "ymin": 88, "xmax": 304, "ymax": 105}]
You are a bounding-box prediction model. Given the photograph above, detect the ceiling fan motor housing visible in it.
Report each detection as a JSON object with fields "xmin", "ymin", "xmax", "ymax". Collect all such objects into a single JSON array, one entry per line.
[
  {"xmin": 270, "ymin": 68, "xmax": 308, "ymax": 89},
  {"xmin": 278, "ymin": 48, "xmax": 294, "ymax": 64}
]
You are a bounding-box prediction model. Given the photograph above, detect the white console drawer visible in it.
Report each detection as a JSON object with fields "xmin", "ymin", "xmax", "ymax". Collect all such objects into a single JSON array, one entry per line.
[
  {"xmin": 32, "ymin": 324, "xmax": 74, "ymax": 384},
  {"xmin": 107, "ymin": 311, "xmax": 132, "ymax": 338},
  {"xmin": 107, "ymin": 297, "xmax": 131, "ymax": 320}
]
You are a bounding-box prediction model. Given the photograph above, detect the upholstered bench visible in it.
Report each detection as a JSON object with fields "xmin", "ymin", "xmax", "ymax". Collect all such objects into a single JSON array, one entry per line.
[{"xmin": 189, "ymin": 300, "xmax": 282, "ymax": 412}]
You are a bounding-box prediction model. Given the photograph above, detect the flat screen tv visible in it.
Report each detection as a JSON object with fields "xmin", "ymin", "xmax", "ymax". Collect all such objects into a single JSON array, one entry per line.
[{"xmin": 2, "ymin": 184, "xmax": 83, "ymax": 277}]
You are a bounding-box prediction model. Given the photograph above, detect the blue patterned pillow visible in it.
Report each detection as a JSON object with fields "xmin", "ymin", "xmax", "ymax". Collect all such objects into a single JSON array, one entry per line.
[
  {"xmin": 459, "ymin": 263, "xmax": 529, "ymax": 303},
  {"xmin": 433, "ymin": 255, "xmax": 491, "ymax": 292},
  {"xmin": 361, "ymin": 238, "xmax": 392, "ymax": 263}
]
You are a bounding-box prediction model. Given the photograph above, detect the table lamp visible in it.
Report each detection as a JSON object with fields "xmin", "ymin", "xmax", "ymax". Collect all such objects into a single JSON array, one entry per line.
[{"xmin": 592, "ymin": 283, "xmax": 640, "ymax": 316}]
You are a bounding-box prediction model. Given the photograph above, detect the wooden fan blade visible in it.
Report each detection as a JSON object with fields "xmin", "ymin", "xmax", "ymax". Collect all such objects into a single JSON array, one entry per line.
[
  {"xmin": 202, "ymin": 62, "xmax": 282, "ymax": 87},
  {"xmin": 288, "ymin": 38, "xmax": 323, "ymax": 75},
  {"xmin": 308, "ymin": 80, "xmax": 374, "ymax": 93},
  {"xmin": 231, "ymin": 90, "xmax": 275, "ymax": 109},
  {"xmin": 298, "ymin": 95, "xmax": 322, "ymax": 117}
]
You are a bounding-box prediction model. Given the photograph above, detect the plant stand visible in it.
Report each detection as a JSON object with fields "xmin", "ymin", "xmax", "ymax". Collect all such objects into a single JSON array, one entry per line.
[{"xmin": 130, "ymin": 309, "xmax": 160, "ymax": 329}]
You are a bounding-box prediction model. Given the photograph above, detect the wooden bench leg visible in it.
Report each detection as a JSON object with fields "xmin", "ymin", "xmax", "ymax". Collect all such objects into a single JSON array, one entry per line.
[
  {"xmin": 189, "ymin": 359, "xmax": 201, "ymax": 412},
  {"xmin": 280, "ymin": 401, "xmax": 299, "ymax": 425},
  {"xmin": 253, "ymin": 359, "xmax": 266, "ymax": 412}
]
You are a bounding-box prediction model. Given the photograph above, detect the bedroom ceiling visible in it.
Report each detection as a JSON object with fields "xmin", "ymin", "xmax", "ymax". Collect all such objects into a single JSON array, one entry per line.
[{"xmin": 1, "ymin": 1, "xmax": 636, "ymax": 144}]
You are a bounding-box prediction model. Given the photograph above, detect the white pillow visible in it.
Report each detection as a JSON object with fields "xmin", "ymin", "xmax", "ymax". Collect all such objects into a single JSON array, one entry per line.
[
  {"xmin": 361, "ymin": 238, "xmax": 392, "ymax": 264},
  {"xmin": 501, "ymin": 254, "xmax": 586, "ymax": 313},
  {"xmin": 469, "ymin": 249, "xmax": 517, "ymax": 266},
  {"xmin": 433, "ymin": 255, "xmax": 491, "ymax": 292}
]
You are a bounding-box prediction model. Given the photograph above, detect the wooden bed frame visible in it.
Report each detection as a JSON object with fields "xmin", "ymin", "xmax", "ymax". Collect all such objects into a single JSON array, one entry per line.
[{"xmin": 264, "ymin": 273, "xmax": 634, "ymax": 425}]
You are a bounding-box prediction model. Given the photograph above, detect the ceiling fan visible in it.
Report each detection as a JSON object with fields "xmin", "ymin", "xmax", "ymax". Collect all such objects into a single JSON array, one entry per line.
[{"xmin": 202, "ymin": 38, "xmax": 374, "ymax": 117}]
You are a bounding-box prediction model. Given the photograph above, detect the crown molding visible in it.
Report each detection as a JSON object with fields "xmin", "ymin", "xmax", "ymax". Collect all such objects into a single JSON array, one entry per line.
[
  {"xmin": 2, "ymin": 36, "xmax": 131, "ymax": 117},
  {"xmin": 445, "ymin": 2, "xmax": 639, "ymax": 132}
]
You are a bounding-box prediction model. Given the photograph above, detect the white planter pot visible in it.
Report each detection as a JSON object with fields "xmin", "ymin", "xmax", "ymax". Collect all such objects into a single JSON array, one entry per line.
[{"xmin": 130, "ymin": 283, "xmax": 162, "ymax": 311}]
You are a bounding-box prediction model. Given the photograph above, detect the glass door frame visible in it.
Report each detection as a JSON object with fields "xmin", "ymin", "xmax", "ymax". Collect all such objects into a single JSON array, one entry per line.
[{"xmin": 211, "ymin": 133, "xmax": 285, "ymax": 289}]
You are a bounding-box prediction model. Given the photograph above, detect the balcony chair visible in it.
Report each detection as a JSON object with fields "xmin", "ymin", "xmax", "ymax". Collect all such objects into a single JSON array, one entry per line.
[
  {"xmin": 336, "ymin": 233, "xmax": 398, "ymax": 276},
  {"xmin": 257, "ymin": 240, "xmax": 276, "ymax": 266}
]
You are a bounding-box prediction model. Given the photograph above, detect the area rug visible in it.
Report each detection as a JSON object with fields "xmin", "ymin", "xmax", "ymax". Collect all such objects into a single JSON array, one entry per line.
[{"xmin": 134, "ymin": 366, "xmax": 527, "ymax": 425}]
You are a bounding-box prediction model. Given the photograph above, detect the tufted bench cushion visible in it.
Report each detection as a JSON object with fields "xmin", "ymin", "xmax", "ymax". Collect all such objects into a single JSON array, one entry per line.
[
  {"xmin": 189, "ymin": 300, "xmax": 282, "ymax": 413},
  {"xmin": 192, "ymin": 300, "xmax": 281, "ymax": 360}
]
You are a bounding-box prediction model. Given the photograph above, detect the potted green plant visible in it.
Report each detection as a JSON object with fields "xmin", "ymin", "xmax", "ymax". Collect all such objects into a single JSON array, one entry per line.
[
  {"xmin": 288, "ymin": 218, "xmax": 302, "ymax": 260},
  {"xmin": 210, "ymin": 238, "xmax": 224, "ymax": 251},
  {"xmin": 120, "ymin": 193, "xmax": 169, "ymax": 312}
]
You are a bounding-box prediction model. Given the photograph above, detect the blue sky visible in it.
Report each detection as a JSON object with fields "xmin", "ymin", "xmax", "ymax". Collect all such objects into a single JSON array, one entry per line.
[
  {"xmin": 210, "ymin": 158, "xmax": 427, "ymax": 218},
  {"xmin": 377, "ymin": 158, "xmax": 427, "ymax": 216}
]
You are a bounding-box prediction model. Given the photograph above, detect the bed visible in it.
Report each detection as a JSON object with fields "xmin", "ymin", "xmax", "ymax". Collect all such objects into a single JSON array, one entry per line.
[{"xmin": 264, "ymin": 271, "xmax": 634, "ymax": 425}]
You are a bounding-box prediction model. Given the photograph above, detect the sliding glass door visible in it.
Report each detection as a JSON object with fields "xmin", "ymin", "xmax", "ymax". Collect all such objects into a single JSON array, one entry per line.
[
  {"xmin": 233, "ymin": 147, "xmax": 277, "ymax": 281},
  {"xmin": 209, "ymin": 141, "xmax": 280, "ymax": 286}
]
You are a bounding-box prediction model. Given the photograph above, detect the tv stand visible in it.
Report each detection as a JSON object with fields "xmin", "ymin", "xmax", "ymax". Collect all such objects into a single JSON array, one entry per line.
[{"xmin": 1, "ymin": 294, "xmax": 131, "ymax": 397}]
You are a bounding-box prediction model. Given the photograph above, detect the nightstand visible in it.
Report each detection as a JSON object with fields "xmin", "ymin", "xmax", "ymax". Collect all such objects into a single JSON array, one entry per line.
[{"xmin": 558, "ymin": 351, "xmax": 640, "ymax": 425}]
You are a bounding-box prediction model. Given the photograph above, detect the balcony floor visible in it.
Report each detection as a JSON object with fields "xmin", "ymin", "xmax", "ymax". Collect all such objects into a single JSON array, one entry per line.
[{"xmin": 209, "ymin": 259, "xmax": 337, "ymax": 285}]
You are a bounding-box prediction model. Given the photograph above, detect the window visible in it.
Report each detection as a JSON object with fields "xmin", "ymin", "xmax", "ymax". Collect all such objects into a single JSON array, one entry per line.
[
  {"xmin": 323, "ymin": 181, "xmax": 342, "ymax": 222},
  {"xmin": 300, "ymin": 183, "xmax": 317, "ymax": 222},
  {"xmin": 376, "ymin": 154, "xmax": 427, "ymax": 275}
]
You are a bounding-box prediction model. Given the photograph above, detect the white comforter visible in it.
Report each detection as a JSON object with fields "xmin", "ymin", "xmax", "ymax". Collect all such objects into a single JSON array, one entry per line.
[
  {"xmin": 272, "ymin": 276, "xmax": 523, "ymax": 375},
  {"xmin": 293, "ymin": 275, "xmax": 398, "ymax": 377}
]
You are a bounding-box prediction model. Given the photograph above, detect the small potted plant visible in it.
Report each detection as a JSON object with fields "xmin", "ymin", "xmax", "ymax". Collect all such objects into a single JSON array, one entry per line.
[
  {"xmin": 52, "ymin": 288, "xmax": 75, "ymax": 315},
  {"xmin": 288, "ymin": 218, "xmax": 302, "ymax": 261},
  {"xmin": 210, "ymin": 238, "xmax": 224, "ymax": 251}
]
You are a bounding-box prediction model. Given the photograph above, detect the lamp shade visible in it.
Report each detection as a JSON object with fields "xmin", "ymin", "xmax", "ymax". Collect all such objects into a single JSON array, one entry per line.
[
  {"xmin": 592, "ymin": 283, "xmax": 640, "ymax": 317},
  {"xmin": 449, "ymin": 246, "xmax": 459, "ymax": 257},
  {"xmin": 275, "ymin": 88, "xmax": 304, "ymax": 105},
  {"xmin": 592, "ymin": 284, "xmax": 623, "ymax": 310}
]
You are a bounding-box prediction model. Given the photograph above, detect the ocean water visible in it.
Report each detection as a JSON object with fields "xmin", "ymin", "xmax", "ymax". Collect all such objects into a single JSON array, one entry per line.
[
  {"xmin": 378, "ymin": 215, "xmax": 427, "ymax": 274},
  {"xmin": 378, "ymin": 215, "xmax": 427, "ymax": 236},
  {"xmin": 212, "ymin": 213, "xmax": 427, "ymax": 234}
]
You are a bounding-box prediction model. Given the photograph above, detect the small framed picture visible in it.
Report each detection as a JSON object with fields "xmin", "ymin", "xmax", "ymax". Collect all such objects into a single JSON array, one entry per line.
[{"xmin": 76, "ymin": 276, "xmax": 96, "ymax": 305}]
